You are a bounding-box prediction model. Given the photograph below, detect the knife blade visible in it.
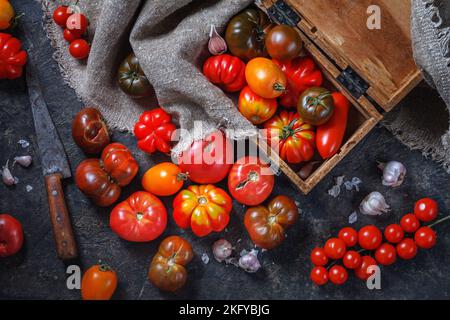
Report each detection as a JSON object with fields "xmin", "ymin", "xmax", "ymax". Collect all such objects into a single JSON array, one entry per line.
[{"xmin": 26, "ymin": 53, "xmax": 78, "ymax": 260}]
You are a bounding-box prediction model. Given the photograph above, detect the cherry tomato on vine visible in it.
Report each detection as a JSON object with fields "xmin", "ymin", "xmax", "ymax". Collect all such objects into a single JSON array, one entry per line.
[
  {"xmin": 396, "ymin": 238, "xmax": 417, "ymax": 260},
  {"xmin": 358, "ymin": 225, "xmax": 382, "ymax": 250},
  {"xmin": 343, "ymin": 250, "xmax": 362, "ymax": 269},
  {"xmin": 375, "ymin": 243, "xmax": 397, "ymax": 266},
  {"xmin": 142, "ymin": 162, "xmax": 187, "ymax": 197},
  {"xmin": 324, "ymin": 238, "xmax": 346, "ymax": 260},
  {"xmin": 414, "ymin": 198, "xmax": 438, "ymax": 222},
  {"xmin": 81, "ymin": 264, "xmax": 117, "ymax": 300},
  {"xmin": 53, "ymin": 6, "xmax": 73, "ymax": 27},
  {"xmin": 384, "ymin": 224, "xmax": 404, "ymax": 244},
  {"xmin": 310, "ymin": 266, "xmax": 328, "ymax": 286},
  {"xmin": 354, "ymin": 256, "xmax": 377, "ymax": 280},
  {"xmin": 66, "ymin": 13, "xmax": 88, "ymax": 34},
  {"xmin": 414, "ymin": 226, "xmax": 436, "ymax": 249},
  {"xmin": 63, "ymin": 28, "xmax": 83, "ymax": 43},
  {"xmin": 328, "ymin": 265, "xmax": 348, "ymax": 285},
  {"xmin": 400, "ymin": 214, "xmax": 420, "ymax": 233},
  {"xmin": 69, "ymin": 39, "xmax": 90, "ymax": 60},
  {"xmin": 310, "ymin": 247, "xmax": 328, "ymax": 266},
  {"xmin": 338, "ymin": 227, "xmax": 358, "ymax": 247}
]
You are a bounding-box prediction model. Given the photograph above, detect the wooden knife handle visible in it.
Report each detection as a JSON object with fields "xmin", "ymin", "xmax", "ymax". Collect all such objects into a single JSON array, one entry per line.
[{"xmin": 44, "ymin": 173, "xmax": 78, "ymax": 260}]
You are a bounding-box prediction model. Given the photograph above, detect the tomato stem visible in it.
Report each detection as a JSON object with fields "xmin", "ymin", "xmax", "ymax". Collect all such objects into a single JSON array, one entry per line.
[
  {"xmin": 273, "ymin": 83, "xmax": 286, "ymax": 92},
  {"xmin": 428, "ymin": 214, "xmax": 450, "ymax": 228},
  {"xmin": 99, "ymin": 264, "xmax": 112, "ymax": 272}
]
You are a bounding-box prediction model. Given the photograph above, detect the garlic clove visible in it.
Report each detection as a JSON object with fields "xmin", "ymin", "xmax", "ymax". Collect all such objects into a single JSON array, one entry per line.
[
  {"xmin": 379, "ymin": 161, "xmax": 406, "ymax": 187},
  {"xmin": 208, "ymin": 25, "xmax": 227, "ymax": 56},
  {"xmin": 360, "ymin": 191, "xmax": 390, "ymax": 216},
  {"xmin": 13, "ymin": 155, "xmax": 33, "ymax": 168},
  {"xmin": 212, "ymin": 239, "xmax": 233, "ymax": 262},
  {"xmin": 2, "ymin": 160, "xmax": 17, "ymax": 186}
]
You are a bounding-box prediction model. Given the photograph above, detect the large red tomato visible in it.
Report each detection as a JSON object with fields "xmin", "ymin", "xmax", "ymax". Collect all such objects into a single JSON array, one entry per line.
[
  {"xmin": 228, "ymin": 156, "xmax": 274, "ymax": 206},
  {"xmin": 202, "ymin": 54, "xmax": 246, "ymax": 93},
  {"xmin": 110, "ymin": 191, "xmax": 167, "ymax": 242},
  {"xmin": 178, "ymin": 131, "xmax": 233, "ymax": 184},
  {"xmin": 173, "ymin": 185, "xmax": 232, "ymax": 237},
  {"xmin": 0, "ymin": 214, "xmax": 24, "ymax": 258}
]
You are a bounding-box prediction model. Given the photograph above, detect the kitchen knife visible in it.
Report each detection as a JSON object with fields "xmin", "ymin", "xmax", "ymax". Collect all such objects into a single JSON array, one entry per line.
[{"xmin": 26, "ymin": 55, "xmax": 78, "ymax": 260}]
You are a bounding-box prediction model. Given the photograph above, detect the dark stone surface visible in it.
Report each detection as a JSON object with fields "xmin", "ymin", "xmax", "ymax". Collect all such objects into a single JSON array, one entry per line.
[{"xmin": 1, "ymin": 0, "xmax": 449, "ymax": 300}]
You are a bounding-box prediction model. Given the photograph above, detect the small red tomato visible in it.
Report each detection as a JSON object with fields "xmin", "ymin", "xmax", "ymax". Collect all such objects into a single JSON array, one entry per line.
[
  {"xmin": 69, "ymin": 39, "xmax": 90, "ymax": 60},
  {"xmin": 414, "ymin": 198, "xmax": 438, "ymax": 222},
  {"xmin": 63, "ymin": 28, "xmax": 83, "ymax": 43},
  {"xmin": 338, "ymin": 227, "xmax": 358, "ymax": 247},
  {"xmin": 328, "ymin": 265, "xmax": 348, "ymax": 285},
  {"xmin": 0, "ymin": 214, "xmax": 24, "ymax": 258},
  {"xmin": 310, "ymin": 247, "xmax": 328, "ymax": 266},
  {"xmin": 354, "ymin": 256, "xmax": 377, "ymax": 280},
  {"xmin": 414, "ymin": 226, "xmax": 437, "ymax": 249},
  {"xmin": 324, "ymin": 238, "xmax": 346, "ymax": 260},
  {"xmin": 310, "ymin": 266, "xmax": 328, "ymax": 286},
  {"xmin": 53, "ymin": 6, "xmax": 73, "ymax": 27},
  {"xmin": 375, "ymin": 243, "xmax": 397, "ymax": 266},
  {"xmin": 343, "ymin": 250, "xmax": 362, "ymax": 269},
  {"xmin": 66, "ymin": 13, "xmax": 88, "ymax": 34},
  {"xmin": 396, "ymin": 238, "xmax": 417, "ymax": 260},
  {"xmin": 384, "ymin": 224, "xmax": 404, "ymax": 244},
  {"xmin": 358, "ymin": 225, "xmax": 382, "ymax": 250},
  {"xmin": 400, "ymin": 214, "xmax": 420, "ymax": 233}
]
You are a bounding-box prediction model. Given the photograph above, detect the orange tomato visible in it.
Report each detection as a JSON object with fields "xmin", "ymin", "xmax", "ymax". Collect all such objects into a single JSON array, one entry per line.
[
  {"xmin": 0, "ymin": 0, "xmax": 15, "ymax": 30},
  {"xmin": 81, "ymin": 264, "xmax": 118, "ymax": 300},
  {"xmin": 238, "ymin": 86, "xmax": 277, "ymax": 125},
  {"xmin": 245, "ymin": 57, "xmax": 287, "ymax": 99},
  {"xmin": 142, "ymin": 162, "xmax": 187, "ymax": 196}
]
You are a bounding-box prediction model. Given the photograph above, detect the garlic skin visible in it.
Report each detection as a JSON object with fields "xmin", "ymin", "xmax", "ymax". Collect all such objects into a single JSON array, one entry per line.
[
  {"xmin": 360, "ymin": 191, "xmax": 390, "ymax": 216},
  {"xmin": 212, "ymin": 239, "xmax": 233, "ymax": 262},
  {"xmin": 13, "ymin": 155, "xmax": 33, "ymax": 168},
  {"xmin": 208, "ymin": 25, "xmax": 227, "ymax": 55},
  {"xmin": 2, "ymin": 160, "xmax": 16, "ymax": 186},
  {"xmin": 379, "ymin": 161, "xmax": 406, "ymax": 187},
  {"xmin": 238, "ymin": 249, "xmax": 261, "ymax": 273}
]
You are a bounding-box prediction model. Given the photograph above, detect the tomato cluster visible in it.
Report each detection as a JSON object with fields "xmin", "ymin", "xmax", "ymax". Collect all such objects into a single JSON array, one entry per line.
[
  {"xmin": 52, "ymin": 5, "xmax": 90, "ymax": 59},
  {"xmin": 310, "ymin": 198, "xmax": 440, "ymax": 286}
]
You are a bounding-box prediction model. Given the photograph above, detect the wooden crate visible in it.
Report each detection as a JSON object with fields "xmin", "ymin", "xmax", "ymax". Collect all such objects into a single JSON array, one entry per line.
[{"xmin": 254, "ymin": 0, "xmax": 422, "ymax": 194}]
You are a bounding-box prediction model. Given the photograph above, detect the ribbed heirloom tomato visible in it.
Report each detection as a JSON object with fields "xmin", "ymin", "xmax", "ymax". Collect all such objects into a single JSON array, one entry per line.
[
  {"xmin": 173, "ymin": 185, "xmax": 232, "ymax": 237},
  {"xmin": 81, "ymin": 264, "xmax": 117, "ymax": 300},
  {"xmin": 72, "ymin": 107, "xmax": 110, "ymax": 154},
  {"xmin": 110, "ymin": 191, "xmax": 167, "ymax": 242},
  {"xmin": 238, "ymin": 86, "xmax": 277, "ymax": 125},
  {"xmin": 203, "ymin": 54, "xmax": 246, "ymax": 93},
  {"xmin": 0, "ymin": 33, "xmax": 28, "ymax": 79},
  {"xmin": 142, "ymin": 162, "xmax": 186, "ymax": 196}
]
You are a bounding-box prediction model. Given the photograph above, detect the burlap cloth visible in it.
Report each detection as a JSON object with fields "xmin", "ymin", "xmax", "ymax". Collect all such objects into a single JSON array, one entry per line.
[{"xmin": 41, "ymin": 0, "xmax": 450, "ymax": 171}]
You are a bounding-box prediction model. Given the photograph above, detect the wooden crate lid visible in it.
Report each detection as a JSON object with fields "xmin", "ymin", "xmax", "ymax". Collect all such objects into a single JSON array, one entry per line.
[{"xmin": 261, "ymin": 0, "xmax": 422, "ymax": 111}]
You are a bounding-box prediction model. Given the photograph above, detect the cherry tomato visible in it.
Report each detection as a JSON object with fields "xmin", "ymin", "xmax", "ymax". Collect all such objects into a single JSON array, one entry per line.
[
  {"xmin": 0, "ymin": 214, "xmax": 24, "ymax": 258},
  {"xmin": 343, "ymin": 250, "xmax": 362, "ymax": 269},
  {"xmin": 245, "ymin": 57, "xmax": 287, "ymax": 99},
  {"xmin": 354, "ymin": 256, "xmax": 377, "ymax": 280},
  {"xmin": 66, "ymin": 13, "xmax": 88, "ymax": 34},
  {"xmin": 328, "ymin": 265, "xmax": 348, "ymax": 285},
  {"xmin": 338, "ymin": 227, "xmax": 358, "ymax": 247},
  {"xmin": 324, "ymin": 238, "xmax": 346, "ymax": 260},
  {"xmin": 384, "ymin": 224, "xmax": 404, "ymax": 244},
  {"xmin": 228, "ymin": 156, "xmax": 274, "ymax": 206},
  {"xmin": 310, "ymin": 247, "xmax": 328, "ymax": 266},
  {"xmin": 414, "ymin": 198, "xmax": 438, "ymax": 222},
  {"xmin": 238, "ymin": 86, "xmax": 277, "ymax": 125},
  {"xmin": 310, "ymin": 266, "xmax": 328, "ymax": 286},
  {"xmin": 400, "ymin": 214, "xmax": 420, "ymax": 233},
  {"xmin": 69, "ymin": 39, "xmax": 90, "ymax": 60},
  {"xmin": 375, "ymin": 243, "xmax": 397, "ymax": 266},
  {"xmin": 414, "ymin": 226, "xmax": 436, "ymax": 249},
  {"xmin": 396, "ymin": 238, "xmax": 417, "ymax": 260},
  {"xmin": 63, "ymin": 28, "xmax": 83, "ymax": 43},
  {"xmin": 265, "ymin": 25, "xmax": 303, "ymax": 61},
  {"xmin": 358, "ymin": 225, "xmax": 382, "ymax": 250},
  {"xmin": 81, "ymin": 264, "xmax": 117, "ymax": 300},
  {"xmin": 142, "ymin": 162, "xmax": 186, "ymax": 197},
  {"xmin": 52, "ymin": 6, "xmax": 73, "ymax": 27}
]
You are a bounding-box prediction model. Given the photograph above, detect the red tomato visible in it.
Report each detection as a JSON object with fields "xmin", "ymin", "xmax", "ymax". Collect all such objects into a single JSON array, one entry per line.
[
  {"xmin": 202, "ymin": 54, "xmax": 246, "ymax": 92},
  {"xmin": 0, "ymin": 214, "xmax": 24, "ymax": 258},
  {"xmin": 310, "ymin": 247, "xmax": 328, "ymax": 266},
  {"xmin": 324, "ymin": 238, "xmax": 346, "ymax": 260},
  {"xmin": 343, "ymin": 251, "xmax": 362, "ymax": 269},
  {"xmin": 69, "ymin": 39, "xmax": 90, "ymax": 60},
  {"xmin": 414, "ymin": 226, "xmax": 436, "ymax": 249},
  {"xmin": 358, "ymin": 225, "xmax": 382, "ymax": 250},
  {"xmin": 228, "ymin": 156, "xmax": 274, "ymax": 206},
  {"xmin": 66, "ymin": 13, "xmax": 88, "ymax": 34},
  {"xmin": 414, "ymin": 198, "xmax": 438, "ymax": 222},
  {"xmin": 384, "ymin": 224, "xmax": 404, "ymax": 244},
  {"xmin": 375, "ymin": 243, "xmax": 397, "ymax": 266},
  {"xmin": 310, "ymin": 266, "xmax": 328, "ymax": 286},
  {"xmin": 101, "ymin": 143, "xmax": 139, "ymax": 187},
  {"xmin": 173, "ymin": 185, "xmax": 232, "ymax": 237},
  {"xmin": 0, "ymin": 33, "xmax": 28, "ymax": 80},
  {"xmin": 328, "ymin": 265, "xmax": 348, "ymax": 285},
  {"xmin": 178, "ymin": 131, "xmax": 233, "ymax": 184},
  {"xmin": 110, "ymin": 191, "xmax": 167, "ymax": 242},
  {"xmin": 396, "ymin": 238, "xmax": 417, "ymax": 260},
  {"xmin": 400, "ymin": 214, "xmax": 420, "ymax": 233},
  {"xmin": 338, "ymin": 227, "xmax": 358, "ymax": 247},
  {"xmin": 81, "ymin": 264, "xmax": 117, "ymax": 300},
  {"xmin": 53, "ymin": 6, "xmax": 73, "ymax": 27},
  {"xmin": 316, "ymin": 92, "xmax": 350, "ymax": 159},
  {"xmin": 354, "ymin": 256, "xmax": 377, "ymax": 280},
  {"xmin": 63, "ymin": 28, "xmax": 83, "ymax": 43},
  {"xmin": 238, "ymin": 86, "xmax": 277, "ymax": 125}
]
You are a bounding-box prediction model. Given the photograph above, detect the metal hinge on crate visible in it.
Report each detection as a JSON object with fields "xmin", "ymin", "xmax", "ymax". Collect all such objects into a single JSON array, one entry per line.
[
  {"xmin": 265, "ymin": 0, "xmax": 301, "ymax": 26},
  {"xmin": 337, "ymin": 67, "xmax": 369, "ymax": 99}
]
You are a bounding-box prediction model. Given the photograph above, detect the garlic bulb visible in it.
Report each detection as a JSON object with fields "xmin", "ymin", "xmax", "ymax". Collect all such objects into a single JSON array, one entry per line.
[
  {"xmin": 379, "ymin": 161, "xmax": 406, "ymax": 187},
  {"xmin": 212, "ymin": 239, "xmax": 233, "ymax": 262},
  {"xmin": 14, "ymin": 155, "xmax": 32, "ymax": 168},
  {"xmin": 238, "ymin": 249, "xmax": 261, "ymax": 273},
  {"xmin": 360, "ymin": 192, "xmax": 390, "ymax": 216},
  {"xmin": 208, "ymin": 25, "xmax": 227, "ymax": 55}
]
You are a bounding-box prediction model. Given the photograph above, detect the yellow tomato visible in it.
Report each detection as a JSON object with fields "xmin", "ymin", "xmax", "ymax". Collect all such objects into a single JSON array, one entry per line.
[
  {"xmin": 0, "ymin": 0, "xmax": 15, "ymax": 30},
  {"xmin": 142, "ymin": 162, "xmax": 187, "ymax": 196},
  {"xmin": 245, "ymin": 57, "xmax": 287, "ymax": 99}
]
